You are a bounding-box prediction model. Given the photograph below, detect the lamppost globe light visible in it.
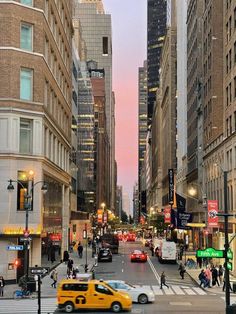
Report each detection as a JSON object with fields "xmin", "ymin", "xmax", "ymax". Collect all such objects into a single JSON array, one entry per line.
[
  {"xmin": 28, "ymin": 170, "xmax": 34, "ymax": 177},
  {"xmin": 188, "ymin": 186, "xmax": 197, "ymax": 197}
]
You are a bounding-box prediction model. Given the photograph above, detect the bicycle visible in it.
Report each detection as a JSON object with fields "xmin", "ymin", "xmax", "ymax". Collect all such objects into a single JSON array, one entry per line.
[{"xmin": 13, "ymin": 289, "xmax": 32, "ymax": 299}]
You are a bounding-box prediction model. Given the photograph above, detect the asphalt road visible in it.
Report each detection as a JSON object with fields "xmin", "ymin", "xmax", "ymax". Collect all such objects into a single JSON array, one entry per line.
[
  {"xmin": 56, "ymin": 241, "xmax": 225, "ymax": 314},
  {"xmin": 1, "ymin": 241, "xmax": 226, "ymax": 314}
]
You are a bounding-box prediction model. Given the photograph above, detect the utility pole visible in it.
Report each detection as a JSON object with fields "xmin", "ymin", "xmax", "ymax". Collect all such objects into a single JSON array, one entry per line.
[{"xmin": 224, "ymin": 171, "xmax": 230, "ymax": 312}]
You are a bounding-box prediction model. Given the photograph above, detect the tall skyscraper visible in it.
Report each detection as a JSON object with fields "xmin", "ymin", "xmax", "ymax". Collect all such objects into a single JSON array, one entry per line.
[
  {"xmin": 138, "ymin": 60, "xmax": 147, "ymax": 218},
  {"xmin": 147, "ymin": 0, "xmax": 167, "ymax": 123},
  {"xmin": 186, "ymin": 0, "xmax": 204, "ymax": 217},
  {"xmin": 0, "ymin": 0, "xmax": 73, "ymax": 280},
  {"xmin": 73, "ymin": 0, "xmax": 115, "ymax": 211}
]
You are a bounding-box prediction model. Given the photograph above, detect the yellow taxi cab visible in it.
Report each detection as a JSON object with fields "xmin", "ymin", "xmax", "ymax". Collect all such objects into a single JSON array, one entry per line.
[{"xmin": 57, "ymin": 279, "xmax": 132, "ymax": 313}]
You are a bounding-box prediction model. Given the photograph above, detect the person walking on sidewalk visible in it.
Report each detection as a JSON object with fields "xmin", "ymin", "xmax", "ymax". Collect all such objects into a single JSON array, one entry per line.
[
  {"xmin": 0, "ymin": 276, "xmax": 5, "ymax": 297},
  {"xmin": 212, "ymin": 266, "xmax": 220, "ymax": 287},
  {"xmin": 205, "ymin": 266, "xmax": 212, "ymax": 288},
  {"xmin": 218, "ymin": 265, "xmax": 224, "ymax": 285},
  {"xmin": 50, "ymin": 269, "xmax": 58, "ymax": 288},
  {"xmin": 178, "ymin": 262, "xmax": 186, "ymax": 279},
  {"xmin": 160, "ymin": 272, "xmax": 169, "ymax": 289},
  {"xmin": 78, "ymin": 243, "xmax": 83, "ymax": 258},
  {"xmin": 67, "ymin": 258, "xmax": 74, "ymax": 275}
]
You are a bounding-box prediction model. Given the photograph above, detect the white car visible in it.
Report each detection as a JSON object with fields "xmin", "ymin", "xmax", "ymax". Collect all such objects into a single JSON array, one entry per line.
[{"xmin": 106, "ymin": 280, "xmax": 155, "ymax": 304}]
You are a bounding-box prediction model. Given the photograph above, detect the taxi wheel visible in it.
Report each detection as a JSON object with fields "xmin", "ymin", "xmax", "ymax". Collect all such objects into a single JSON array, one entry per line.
[
  {"xmin": 138, "ymin": 293, "xmax": 148, "ymax": 304},
  {"xmin": 111, "ymin": 301, "xmax": 122, "ymax": 313},
  {"xmin": 64, "ymin": 302, "xmax": 74, "ymax": 313}
]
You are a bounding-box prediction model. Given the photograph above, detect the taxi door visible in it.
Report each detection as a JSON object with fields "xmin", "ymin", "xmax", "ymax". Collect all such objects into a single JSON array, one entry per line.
[{"xmin": 89, "ymin": 283, "xmax": 114, "ymax": 308}]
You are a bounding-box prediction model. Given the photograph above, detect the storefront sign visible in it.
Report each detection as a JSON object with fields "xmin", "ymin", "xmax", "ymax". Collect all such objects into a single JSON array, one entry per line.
[
  {"xmin": 196, "ymin": 247, "xmax": 224, "ymax": 258},
  {"xmin": 164, "ymin": 207, "xmax": 171, "ymax": 224},
  {"xmin": 208, "ymin": 200, "xmax": 218, "ymax": 227},
  {"xmin": 177, "ymin": 211, "xmax": 192, "ymax": 229},
  {"xmin": 2, "ymin": 225, "xmax": 41, "ymax": 235},
  {"xmin": 49, "ymin": 233, "xmax": 61, "ymax": 241},
  {"xmin": 97, "ymin": 209, "xmax": 103, "ymax": 224}
]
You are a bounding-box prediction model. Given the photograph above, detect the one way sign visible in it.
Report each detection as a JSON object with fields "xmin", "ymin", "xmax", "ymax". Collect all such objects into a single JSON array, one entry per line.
[{"xmin": 30, "ymin": 267, "xmax": 50, "ymax": 275}]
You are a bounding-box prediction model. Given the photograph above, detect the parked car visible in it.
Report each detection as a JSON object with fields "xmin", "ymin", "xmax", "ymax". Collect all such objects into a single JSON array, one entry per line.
[
  {"xmin": 98, "ymin": 248, "xmax": 112, "ymax": 262},
  {"xmin": 106, "ymin": 280, "xmax": 155, "ymax": 304},
  {"xmin": 130, "ymin": 250, "xmax": 147, "ymax": 263}
]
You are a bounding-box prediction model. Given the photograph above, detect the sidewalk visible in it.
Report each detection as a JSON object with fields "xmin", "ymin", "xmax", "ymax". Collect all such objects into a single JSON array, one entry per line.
[
  {"xmin": 1, "ymin": 246, "xmax": 96, "ymax": 299},
  {"xmin": 187, "ymin": 268, "xmax": 236, "ymax": 296}
]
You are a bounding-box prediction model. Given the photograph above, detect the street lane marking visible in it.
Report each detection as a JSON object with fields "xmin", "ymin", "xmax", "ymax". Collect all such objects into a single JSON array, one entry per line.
[
  {"xmin": 147, "ymin": 256, "xmax": 160, "ymax": 283},
  {"xmin": 169, "ymin": 302, "xmax": 192, "ymax": 306},
  {"xmin": 184, "ymin": 288, "xmax": 196, "ymax": 295},
  {"xmin": 192, "ymin": 287, "xmax": 207, "ymax": 295},
  {"xmin": 171, "ymin": 285, "xmax": 185, "ymax": 295},
  {"xmin": 152, "ymin": 285, "xmax": 164, "ymax": 295}
]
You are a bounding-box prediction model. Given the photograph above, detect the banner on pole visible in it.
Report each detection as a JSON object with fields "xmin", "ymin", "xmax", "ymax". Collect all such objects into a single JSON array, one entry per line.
[
  {"xmin": 164, "ymin": 207, "xmax": 171, "ymax": 224},
  {"xmin": 208, "ymin": 200, "xmax": 218, "ymax": 227},
  {"xmin": 97, "ymin": 209, "xmax": 103, "ymax": 224}
]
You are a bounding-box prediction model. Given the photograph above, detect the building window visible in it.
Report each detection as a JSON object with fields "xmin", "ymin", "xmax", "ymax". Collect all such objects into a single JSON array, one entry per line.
[
  {"xmin": 21, "ymin": 23, "xmax": 33, "ymax": 51},
  {"xmin": 20, "ymin": 68, "xmax": 33, "ymax": 100},
  {"xmin": 102, "ymin": 37, "xmax": 108, "ymax": 55},
  {"xmin": 20, "ymin": 0, "xmax": 33, "ymax": 6},
  {"xmin": 20, "ymin": 118, "xmax": 32, "ymax": 154}
]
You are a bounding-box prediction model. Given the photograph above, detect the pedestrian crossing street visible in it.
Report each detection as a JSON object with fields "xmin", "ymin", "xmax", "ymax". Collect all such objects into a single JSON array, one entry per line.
[
  {"xmin": 134, "ymin": 284, "xmax": 207, "ymax": 296},
  {"xmin": 0, "ymin": 298, "xmax": 57, "ymax": 314}
]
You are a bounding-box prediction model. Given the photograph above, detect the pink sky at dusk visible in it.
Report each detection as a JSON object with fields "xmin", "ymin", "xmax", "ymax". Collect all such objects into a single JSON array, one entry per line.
[{"xmin": 103, "ymin": 0, "xmax": 147, "ymax": 202}]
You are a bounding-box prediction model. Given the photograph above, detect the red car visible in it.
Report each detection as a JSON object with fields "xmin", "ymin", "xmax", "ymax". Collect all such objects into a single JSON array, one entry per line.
[
  {"xmin": 130, "ymin": 250, "xmax": 147, "ymax": 263},
  {"xmin": 127, "ymin": 233, "xmax": 136, "ymax": 242}
]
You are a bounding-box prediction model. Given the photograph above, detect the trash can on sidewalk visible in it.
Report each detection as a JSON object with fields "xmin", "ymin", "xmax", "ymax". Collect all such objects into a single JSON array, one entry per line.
[
  {"xmin": 27, "ymin": 280, "xmax": 36, "ymax": 293},
  {"xmin": 226, "ymin": 304, "xmax": 236, "ymax": 314}
]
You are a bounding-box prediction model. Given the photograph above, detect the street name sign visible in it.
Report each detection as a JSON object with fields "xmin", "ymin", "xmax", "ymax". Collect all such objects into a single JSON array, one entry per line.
[
  {"xmin": 227, "ymin": 248, "xmax": 233, "ymax": 260},
  {"xmin": 30, "ymin": 267, "xmax": 50, "ymax": 275},
  {"xmin": 196, "ymin": 247, "xmax": 224, "ymax": 258},
  {"xmin": 6, "ymin": 245, "xmax": 24, "ymax": 251}
]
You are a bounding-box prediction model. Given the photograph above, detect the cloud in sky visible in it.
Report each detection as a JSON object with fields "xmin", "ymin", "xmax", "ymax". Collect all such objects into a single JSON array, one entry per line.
[{"xmin": 103, "ymin": 0, "xmax": 147, "ymax": 198}]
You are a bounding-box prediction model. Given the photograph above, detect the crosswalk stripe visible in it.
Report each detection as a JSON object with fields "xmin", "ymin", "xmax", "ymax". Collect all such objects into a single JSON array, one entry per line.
[
  {"xmin": 142, "ymin": 285, "xmax": 153, "ymax": 290},
  {"xmin": 184, "ymin": 288, "xmax": 196, "ymax": 295},
  {"xmin": 171, "ymin": 285, "xmax": 185, "ymax": 295},
  {"xmin": 152, "ymin": 285, "xmax": 163, "ymax": 295},
  {"xmin": 192, "ymin": 287, "xmax": 207, "ymax": 295},
  {"xmin": 163, "ymin": 287, "xmax": 175, "ymax": 295}
]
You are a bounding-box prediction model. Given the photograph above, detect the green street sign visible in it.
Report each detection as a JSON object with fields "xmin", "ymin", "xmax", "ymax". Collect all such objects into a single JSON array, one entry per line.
[
  {"xmin": 227, "ymin": 249, "xmax": 233, "ymax": 260},
  {"xmin": 227, "ymin": 262, "xmax": 233, "ymax": 271},
  {"xmin": 196, "ymin": 247, "xmax": 224, "ymax": 258}
]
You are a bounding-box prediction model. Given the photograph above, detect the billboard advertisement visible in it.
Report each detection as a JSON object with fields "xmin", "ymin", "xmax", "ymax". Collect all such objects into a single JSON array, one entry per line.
[{"xmin": 208, "ymin": 200, "xmax": 218, "ymax": 227}]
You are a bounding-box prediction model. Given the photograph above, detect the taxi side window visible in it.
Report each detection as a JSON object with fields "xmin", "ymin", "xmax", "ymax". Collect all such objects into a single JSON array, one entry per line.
[
  {"xmin": 95, "ymin": 284, "xmax": 113, "ymax": 295},
  {"xmin": 62, "ymin": 283, "xmax": 88, "ymax": 291}
]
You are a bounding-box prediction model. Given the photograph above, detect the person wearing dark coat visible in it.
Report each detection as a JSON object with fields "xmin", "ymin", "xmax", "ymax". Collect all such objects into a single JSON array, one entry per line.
[
  {"xmin": 77, "ymin": 244, "xmax": 83, "ymax": 258},
  {"xmin": 0, "ymin": 276, "xmax": 5, "ymax": 297},
  {"xmin": 63, "ymin": 250, "xmax": 69, "ymax": 263}
]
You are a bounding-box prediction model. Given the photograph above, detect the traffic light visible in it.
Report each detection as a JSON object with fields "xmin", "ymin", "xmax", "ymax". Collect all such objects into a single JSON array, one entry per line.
[{"xmin": 14, "ymin": 259, "xmax": 21, "ymax": 268}]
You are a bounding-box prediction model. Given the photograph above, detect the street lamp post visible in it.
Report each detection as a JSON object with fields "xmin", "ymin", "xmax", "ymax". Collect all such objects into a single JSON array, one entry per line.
[
  {"xmin": 7, "ymin": 177, "xmax": 48, "ymax": 281},
  {"xmin": 213, "ymin": 164, "xmax": 230, "ymax": 312}
]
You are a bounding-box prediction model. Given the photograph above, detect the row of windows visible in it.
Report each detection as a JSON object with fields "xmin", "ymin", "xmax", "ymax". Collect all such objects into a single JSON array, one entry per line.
[
  {"xmin": 44, "ymin": 127, "xmax": 69, "ymax": 172},
  {"xmin": 225, "ymin": 7, "xmax": 236, "ymax": 44},
  {"xmin": 44, "ymin": 80, "xmax": 70, "ymax": 136},
  {"xmin": 45, "ymin": 0, "xmax": 70, "ymax": 65},
  {"xmin": 45, "ymin": 38, "xmax": 70, "ymax": 103},
  {"xmin": 19, "ymin": 118, "xmax": 69, "ymax": 173},
  {"xmin": 226, "ymin": 111, "xmax": 236, "ymax": 137}
]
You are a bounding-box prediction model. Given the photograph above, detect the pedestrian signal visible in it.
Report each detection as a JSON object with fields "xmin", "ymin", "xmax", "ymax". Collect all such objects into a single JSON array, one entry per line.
[{"xmin": 14, "ymin": 259, "xmax": 21, "ymax": 268}]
